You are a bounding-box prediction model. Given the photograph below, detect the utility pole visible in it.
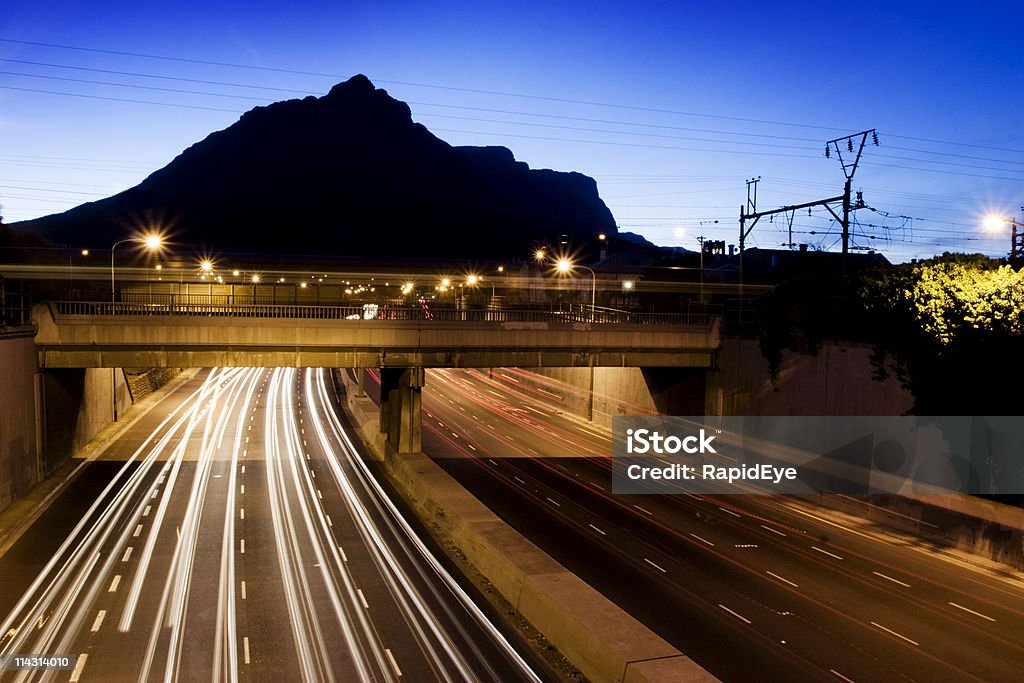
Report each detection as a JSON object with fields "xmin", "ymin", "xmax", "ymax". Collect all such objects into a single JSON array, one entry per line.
[{"xmin": 740, "ymin": 129, "xmax": 877, "ymax": 267}]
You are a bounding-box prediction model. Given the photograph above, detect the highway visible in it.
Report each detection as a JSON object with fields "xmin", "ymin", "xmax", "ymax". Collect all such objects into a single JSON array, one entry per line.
[
  {"xmin": 373, "ymin": 367, "xmax": 1024, "ymax": 683},
  {"xmin": 0, "ymin": 368, "xmax": 543, "ymax": 683}
]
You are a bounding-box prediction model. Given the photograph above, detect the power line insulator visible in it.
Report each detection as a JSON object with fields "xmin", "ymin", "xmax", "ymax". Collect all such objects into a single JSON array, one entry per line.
[
  {"xmin": 872, "ymin": 131, "xmax": 879, "ymax": 145},
  {"xmin": 825, "ymin": 144, "xmax": 830, "ymax": 158},
  {"xmin": 847, "ymin": 139, "xmax": 853, "ymax": 152}
]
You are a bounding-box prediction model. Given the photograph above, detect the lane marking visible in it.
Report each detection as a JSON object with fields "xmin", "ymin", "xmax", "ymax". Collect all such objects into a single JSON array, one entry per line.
[
  {"xmin": 690, "ymin": 533, "xmax": 715, "ymax": 547},
  {"xmin": 766, "ymin": 570, "xmax": 799, "ymax": 588},
  {"xmin": 830, "ymin": 669, "xmax": 856, "ymax": 683},
  {"xmin": 121, "ymin": 547, "xmax": 132, "ymax": 563},
  {"xmin": 718, "ymin": 506, "xmax": 742, "ymax": 518},
  {"xmin": 467, "ymin": 444, "xmax": 477, "ymax": 452},
  {"xmin": 339, "ymin": 546, "xmax": 348, "ymax": 562},
  {"xmin": 357, "ymin": 589, "xmax": 369, "ymax": 609},
  {"xmin": 108, "ymin": 575, "xmax": 121, "ymax": 593},
  {"xmin": 90, "ymin": 610, "xmax": 106, "ymax": 633},
  {"xmin": 243, "ymin": 636, "xmax": 251, "ymax": 664},
  {"xmin": 761, "ymin": 524, "xmax": 787, "ymax": 537},
  {"xmin": 240, "ymin": 484, "xmax": 245, "ymax": 495},
  {"xmin": 384, "ymin": 648, "xmax": 402, "ymax": 677},
  {"xmin": 488, "ymin": 459, "xmax": 499, "ymax": 467},
  {"xmin": 241, "ymin": 465, "xmax": 246, "ymax": 474},
  {"xmin": 735, "ymin": 544, "xmax": 758, "ymax": 548},
  {"xmin": 588, "ymin": 523, "xmax": 606, "ymax": 536},
  {"xmin": 241, "ymin": 581, "xmax": 247, "ymax": 600},
  {"xmin": 948, "ymin": 602, "xmax": 996, "ymax": 622},
  {"xmin": 143, "ymin": 505, "xmax": 151, "ymax": 517},
  {"xmin": 589, "ymin": 481, "xmax": 606, "ymax": 491},
  {"xmin": 317, "ymin": 489, "xmax": 323, "ymax": 499},
  {"xmin": 644, "ymin": 558, "xmax": 667, "ymax": 573},
  {"xmin": 634, "ymin": 504, "xmax": 653, "ymax": 515},
  {"xmin": 326, "ymin": 515, "xmax": 333, "ymax": 528},
  {"xmin": 811, "ymin": 546, "xmax": 843, "ymax": 560},
  {"xmin": 133, "ymin": 524, "xmax": 143, "ymax": 538},
  {"xmin": 513, "ymin": 476, "xmax": 525, "ymax": 485},
  {"xmin": 870, "ymin": 621, "xmax": 918, "ymax": 646},
  {"xmin": 718, "ymin": 604, "xmax": 751, "ymax": 624},
  {"xmin": 69, "ymin": 654, "xmax": 88, "ymax": 682},
  {"xmin": 873, "ymin": 571, "xmax": 911, "ymax": 588},
  {"xmin": 545, "ymin": 497, "xmax": 561, "ymax": 507},
  {"xmin": 240, "ymin": 508, "xmax": 245, "ymax": 520},
  {"xmin": 240, "ymin": 539, "xmax": 246, "ymax": 554},
  {"xmin": 150, "ymin": 490, "xmax": 158, "ymax": 499}
]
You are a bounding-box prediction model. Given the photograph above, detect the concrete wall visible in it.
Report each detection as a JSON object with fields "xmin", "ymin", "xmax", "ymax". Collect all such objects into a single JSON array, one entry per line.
[
  {"xmin": 1, "ymin": 326, "xmax": 136, "ymax": 515},
  {"xmin": 706, "ymin": 338, "xmax": 914, "ymax": 417},
  {"xmin": 40, "ymin": 368, "xmax": 131, "ymax": 470},
  {"xmin": 0, "ymin": 331, "xmax": 40, "ymax": 511}
]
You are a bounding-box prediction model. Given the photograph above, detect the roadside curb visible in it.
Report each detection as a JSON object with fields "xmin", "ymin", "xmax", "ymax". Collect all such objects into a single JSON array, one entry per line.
[{"xmin": 0, "ymin": 368, "xmax": 199, "ymax": 557}]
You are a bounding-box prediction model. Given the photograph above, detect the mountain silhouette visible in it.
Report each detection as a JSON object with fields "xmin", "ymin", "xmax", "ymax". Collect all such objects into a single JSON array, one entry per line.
[{"xmin": 10, "ymin": 75, "xmax": 615, "ymax": 259}]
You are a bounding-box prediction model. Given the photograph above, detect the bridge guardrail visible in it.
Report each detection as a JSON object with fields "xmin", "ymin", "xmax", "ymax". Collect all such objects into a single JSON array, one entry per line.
[{"xmin": 51, "ymin": 301, "xmax": 714, "ymax": 327}]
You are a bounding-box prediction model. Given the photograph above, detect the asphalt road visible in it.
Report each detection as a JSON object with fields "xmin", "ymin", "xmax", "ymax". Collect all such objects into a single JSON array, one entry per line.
[
  {"xmin": 390, "ymin": 367, "xmax": 1024, "ymax": 683},
  {"xmin": 0, "ymin": 368, "xmax": 545, "ymax": 683}
]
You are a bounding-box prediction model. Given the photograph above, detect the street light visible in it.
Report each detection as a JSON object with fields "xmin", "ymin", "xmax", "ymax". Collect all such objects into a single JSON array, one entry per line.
[
  {"xmin": 554, "ymin": 257, "xmax": 597, "ymax": 322},
  {"xmin": 983, "ymin": 213, "xmax": 1024, "ymax": 261},
  {"xmin": 110, "ymin": 233, "xmax": 163, "ymax": 303}
]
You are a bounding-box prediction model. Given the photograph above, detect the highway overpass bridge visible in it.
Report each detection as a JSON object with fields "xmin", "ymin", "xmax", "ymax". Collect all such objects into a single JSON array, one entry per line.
[{"xmin": 32, "ymin": 301, "xmax": 721, "ymax": 453}]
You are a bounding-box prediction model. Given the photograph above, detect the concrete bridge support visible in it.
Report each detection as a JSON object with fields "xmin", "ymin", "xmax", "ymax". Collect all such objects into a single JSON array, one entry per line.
[{"xmin": 379, "ymin": 367, "xmax": 425, "ymax": 454}]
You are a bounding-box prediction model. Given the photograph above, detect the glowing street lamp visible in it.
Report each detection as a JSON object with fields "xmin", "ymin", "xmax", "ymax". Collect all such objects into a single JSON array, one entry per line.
[
  {"xmin": 983, "ymin": 213, "xmax": 1024, "ymax": 261},
  {"xmin": 111, "ymin": 232, "xmax": 163, "ymax": 303},
  {"xmin": 553, "ymin": 257, "xmax": 597, "ymax": 322}
]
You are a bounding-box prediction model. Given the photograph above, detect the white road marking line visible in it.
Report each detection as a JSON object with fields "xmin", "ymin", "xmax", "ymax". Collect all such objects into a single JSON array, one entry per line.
[
  {"xmin": 241, "ymin": 581, "xmax": 247, "ymax": 600},
  {"xmin": 385, "ymin": 648, "xmax": 402, "ymax": 677},
  {"xmin": 240, "ymin": 484, "xmax": 245, "ymax": 494},
  {"xmin": 871, "ymin": 621, "xmax": 919, "ymax": 646},
  {"xmin": 488, "ymin": 459, "xmax": 499, "ymax": 467},
  {"xmin": 121, "ymin": 547, "xmax": 132, "ymax": 562},
  {"xmin": 90, "ymin": 610, "xmax": 106, "ymax": 633},
  {"xmin": 766, "ymin": 570, "xmax": 799, "ymax": 588},
  {"xmin": 718, "ymin": 506, "xmax": 742, "ymax": 518},
  {"xmin": 240, "ymin": 508, "xmax": 245, "ymax": 520},
  {"xmin": 588, "ymin": 523, "xmax": 606, "ymax": 535},
  {"xmin": 143, "ymin": 505, "xmax": 151, "ymax": 517},
  {"xmin": 589, "ymin": 481, "xmax": 606, "ymax": 491},
  {"xmin": 634, "ymin": 504, "xmax": 653, "ymax": 515},
  {"xmin": 311, "ymin": 470, "xmax": 316, "ymax": 478},
  {"xmin": 830, "ymin": 669, "xmax": 856, "ymax": 683},
  {"xmin": 735, "ymin": 544, "xmax": 758, "ymax": 548},
  {"xmin": 873, "ymin": 571, "xmax": 911, "ymax": 588},
  {"xmin": 243, "ymin": 449, "xmax": 247, "ymax": 458},
  {"xmin": 133, "ymin": 524, "xmax": 143, "ymax": 538},
  {"xmin": 241, "ymin": 465, "xmax": 245, "ymax": 473},
  {"xmin": 811, "ymin": 545, "xmax": 843, "ymax": 560},
  {"xmin": 690, "ymin": 533, "xmax": 715, "ymax": 547},
  {"xmin": 545, "ymin": 497, "xmax": 561, "ymax": 507},
  {"xmin": 357, "ymin": 589, "xmax": 369, "ymax": 609},
  {"xmin": 150, "ymin": 490, "xmax": 158, "ymax": 499},
  {"xmin": 339, "ymin": 546, "xmax": 348, "ymax": 562},
  {"xmin": 108, "ymin": 575, "xmax": 121, "ymax": 593},
  {"xmin": 468, "ymin": 444, "xmax": 477, "ymax": 451},
  {"xmin": 69, "ymin": 654, "xmax": 88, "ymax": 682},
  {"xmin": 243, "ymin": 636, "xmax": 251, "ymax": 664},
  {"xmin": 644, "ymin": 558, "xmax": 667, "ymax": 573},
  {"xmin": 761, "ymin": 524, "xmax": 787, "ymax": 537},
  {"xmin": 718, "ymin": 604, "xmax": 751, "ymax": 624},
  {"xmin": 240, "ymin": 539, "xmax": 246, "ymax": 554},
  {"xmin": 948, "ymin": 602, "xmax": 996, "ymax": 622},
  {"xmin": 317, "ymin": 489, "xmax": 323, "ymax": 499},
  {"xmin": 513, "ymin": 476, "xmax": 525, "ymax": 484},
  {"xmin": 326, "ymin": 515, "xmax": 333, "ymax": 528}
]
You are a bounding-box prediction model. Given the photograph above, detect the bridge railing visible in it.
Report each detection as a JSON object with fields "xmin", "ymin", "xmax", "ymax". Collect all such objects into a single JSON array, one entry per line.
[{"xmin": 51, "ymin": 301, "xmax": 714, "ymax": 327}]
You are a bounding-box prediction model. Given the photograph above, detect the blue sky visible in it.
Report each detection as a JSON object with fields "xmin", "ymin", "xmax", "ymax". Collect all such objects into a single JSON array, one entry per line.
[{"xmin": 2, "ymin": 1, "xmax": 1022, "ymax": 261}]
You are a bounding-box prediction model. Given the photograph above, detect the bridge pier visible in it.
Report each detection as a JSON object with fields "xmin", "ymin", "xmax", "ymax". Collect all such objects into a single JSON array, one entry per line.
[{"xmin": 379, "ymin": 367, "xmax": 424, "ymax": 454}]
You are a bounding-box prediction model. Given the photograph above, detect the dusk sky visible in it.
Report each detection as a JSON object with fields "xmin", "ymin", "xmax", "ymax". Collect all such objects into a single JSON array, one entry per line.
[{"xmin": 2, "ymin": 1, "xmax": 1022, "ymax": 262}]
